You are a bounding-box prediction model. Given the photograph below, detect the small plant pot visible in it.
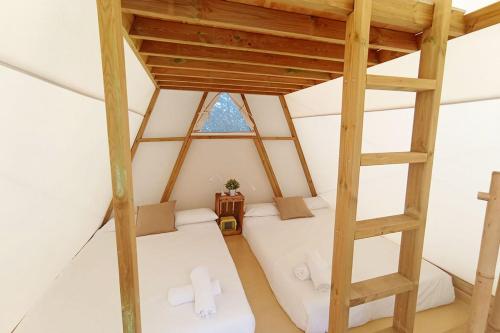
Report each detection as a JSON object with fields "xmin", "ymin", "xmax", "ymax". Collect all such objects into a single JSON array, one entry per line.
[{"xmin": 229, "ymin": 189, "xmax": 237, "ymax": 196}]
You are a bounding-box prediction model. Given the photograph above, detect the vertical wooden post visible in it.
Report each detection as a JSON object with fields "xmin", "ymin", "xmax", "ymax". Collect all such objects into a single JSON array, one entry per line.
[
  {"xmin": 278, "ymin": 95, "xmax": 317, "ymax": 197},
  {"xmin": 394, "ymin": 1, "xmax": 452, "ymax": 332},
  {"xmin": 241, "ymin": 94, "xmax": 283, "ymax": 197},
  {"xmin": 470, "ymin": 172, "xmax": 500, "ymax": 333},
  {"xmin": 102, "ymin": 88, "xmax": 161, "ymax": 225},
  {"xmin": 161, "ymin": 92, "xmax": 208, "ymax": 202},
  {"xmin": 329, "ymin": 0, "xmax": 372, "ymax": 332},
  {"xmin": 96, "ymin": 0, "xmax": 141, "ymax": 332}
]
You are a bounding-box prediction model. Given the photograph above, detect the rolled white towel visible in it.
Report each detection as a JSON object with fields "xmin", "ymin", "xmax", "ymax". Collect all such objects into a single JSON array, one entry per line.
[
  {"xmin": 293, "ymin": 263, "xmax": 311, "ymax": 281},
  {"xmin": 168, "ymin": 280, "xmax": 221, "ymax": 306},
  {"xmin": 306, "ymin": 251, "xmax": 331, "ymax": 292},
  {"xmin": 190, "ymin": 266, "xmax": 217, "ymax": 318}
]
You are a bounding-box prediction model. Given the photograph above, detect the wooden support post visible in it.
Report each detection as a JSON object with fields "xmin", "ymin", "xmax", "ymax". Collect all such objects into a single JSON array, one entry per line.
[
  {"xmin": 328, "ymin": 0, "xmax": 372, "ymax": 332},
  {"xmin": 160, "ymin": 92, "xmax": 208, "ymax": 202},
  {"xmin": 394, "ymin": 1, "xmax": 452, "ymax": 332},
  {"xmin": 96, "ymin": 0, "xmax": 141, "ymax": 332},
  {"xmin": 470, "ymin": 172, "xmax": 500, "ymax": 333},
  {"xmin": 241, "ymin": 94, "xmax": 283, "ymax": 197},
  {"xmin": 278, "ymin": 96, "xmax": 317, "ymax": 197},
  {"xmin": 487, "ymin": 276, "xmax": 500, "ymax": 333},
  {"xmin": 102, "ymin": 88, "xmax": 161, "ymax": 225}
]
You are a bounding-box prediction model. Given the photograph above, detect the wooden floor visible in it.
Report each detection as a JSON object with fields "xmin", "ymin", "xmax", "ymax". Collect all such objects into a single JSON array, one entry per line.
[{"xmin": 225, "ymin": 235, "xmax": 469, "ymax": 333}]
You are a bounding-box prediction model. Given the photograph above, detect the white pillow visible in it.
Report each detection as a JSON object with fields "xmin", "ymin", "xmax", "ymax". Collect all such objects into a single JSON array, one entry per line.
[
  {"xmin": 175, "ymin": 208, "xmax": 218, "ymax": 226},
  {"xmin": 244, "ymin": 203, "xmax": 279, "ymax": 217},
  {"xmin": 304, "ymin": 196, "xmax": 330, "ymax": 210}
]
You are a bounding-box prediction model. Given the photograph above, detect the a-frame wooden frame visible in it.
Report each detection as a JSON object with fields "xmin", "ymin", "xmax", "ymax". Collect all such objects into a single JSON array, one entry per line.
[{"xmin": 160, "ymin": 92, "xmax": 286, "ymax": 202}]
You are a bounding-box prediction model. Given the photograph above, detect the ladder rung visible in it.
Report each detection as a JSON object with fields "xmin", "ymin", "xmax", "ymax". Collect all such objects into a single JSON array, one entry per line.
[
  {"xmin": 360, "ymin": 152, "xmax": 428, "ymax": 166},
  {"xmin": 350, "ymin": 273, "xmax": 415, "ymax": 307},
  {"xmin": 366, "ymin": 75, "xmax": 436, "ymax": 92},
  {"xmin": 355, "ymin": 214, "xmax": 420, "ymax": 240}
]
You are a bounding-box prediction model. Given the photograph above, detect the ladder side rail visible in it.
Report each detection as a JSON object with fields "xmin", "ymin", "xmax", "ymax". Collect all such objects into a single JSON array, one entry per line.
[
  {"xmin": 394, "ymin": 1, "xmax": 453, "ymax": 331},
  {"xmin": 328, "ymin": 0, "xmax": 373, "ymax": 332}
]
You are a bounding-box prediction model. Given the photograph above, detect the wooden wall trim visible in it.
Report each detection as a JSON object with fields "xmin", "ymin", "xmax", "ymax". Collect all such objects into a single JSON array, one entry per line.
[
  {"xmin": 241, "ymin": 94, "xmax": 283, "ymax": 197},
  {"xmin": 96, "ymin": 0, "xmax": 142, "ymax": 331},
  {"xmin": 278, "ymin": 95, "xmax": 317, "ymax": 197},
  {"xmin": 160, "ymin": 92, "xmax": 209, "ymax": 202}
]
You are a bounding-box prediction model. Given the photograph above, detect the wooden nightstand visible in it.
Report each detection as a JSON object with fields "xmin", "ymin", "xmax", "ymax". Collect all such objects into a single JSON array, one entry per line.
[{"xmin": 215, "ymin": 192, "xmax": 245, "ymax": 236}]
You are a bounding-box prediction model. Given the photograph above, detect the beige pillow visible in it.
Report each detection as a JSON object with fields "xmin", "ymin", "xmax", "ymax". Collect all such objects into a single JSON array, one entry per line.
[
  {"xmin": 274, "ymin": 196, "xmax": 314, "ymax": 220},
  {"xmin": 136, "ymin": 201, "xmax": 176, "ymax": 237}
]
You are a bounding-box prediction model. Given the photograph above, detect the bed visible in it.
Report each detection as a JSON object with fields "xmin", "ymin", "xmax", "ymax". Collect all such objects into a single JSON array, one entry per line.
[
  {"xmin": 243, "ymin": 205, "xmax": 455, "ymax": 333},
  {"xmin": 15, "ymin": 219, "xmax": 255, "ymax": 333}
]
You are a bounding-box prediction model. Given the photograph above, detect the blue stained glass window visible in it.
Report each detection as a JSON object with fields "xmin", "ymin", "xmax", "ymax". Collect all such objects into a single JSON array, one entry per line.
[{"xmin": 200, "ymin": 93, "xmax": 252, "ymax": 132}]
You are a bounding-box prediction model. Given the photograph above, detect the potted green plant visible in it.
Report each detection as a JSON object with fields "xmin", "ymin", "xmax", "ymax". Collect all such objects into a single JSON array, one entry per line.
[{"xmin": 225, "ymin": 178, "xmax": 240, "ymax": 196}]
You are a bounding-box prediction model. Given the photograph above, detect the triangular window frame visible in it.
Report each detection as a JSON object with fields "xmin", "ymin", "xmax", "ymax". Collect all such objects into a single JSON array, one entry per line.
[{"xmin": 193, "ymin": 92, "xmax": 256, "ymax": 136}]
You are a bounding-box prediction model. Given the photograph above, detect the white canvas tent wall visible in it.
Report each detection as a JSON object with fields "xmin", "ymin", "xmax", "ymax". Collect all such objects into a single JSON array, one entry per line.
[
  {"xmin": 0, "ymin": 1, "xmax": 154, "ymax": 332},
  {"xmin": 0, "ymin": 0, "xmax": 499, "ymax": 332}
]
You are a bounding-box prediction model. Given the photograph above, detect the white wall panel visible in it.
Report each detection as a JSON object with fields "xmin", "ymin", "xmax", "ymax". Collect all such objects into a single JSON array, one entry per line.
[
  {"xmin": 0, "ymin": 64, "xmax": 142, "ymax": 333},
  {"xmin": 171, "ymin": 140, "xmax": 274, "ymax": 209},
  {"xmin": 143, "ymin": 90, "xmax": 203, "ymax": 137},
  {"xmin": 246, "ymin": 95, "xmax": 291, "ymax": 136},
  {"xmin": 132, "ymin": 142, "xmax": 182, "ymax": 207},
  {"xmin": 0, "ymin": 0, "xmax": 155, "ymax": 114},
  {"xmin": 264, "ymin": 141, "xmax": 310, "ymax": 197}
]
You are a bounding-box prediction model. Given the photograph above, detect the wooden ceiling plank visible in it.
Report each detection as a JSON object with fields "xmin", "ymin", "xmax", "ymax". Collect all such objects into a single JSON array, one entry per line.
[
  {"xmin": 152, "ymin": 68, "xmax": 326, "ymax": 85},
  {"xmin": 147, "ymin": 56, "xmax": 338, "ymax": 81},
  {"xmin": 129, "ymin": 16, "xmax": 380, "ymax": 64},
  {"xmin": 225, "ymin": 0, "xmax": 465, "ymax": 36},
  {"xmin": 155, "ymin": 76, "xmax": 307, "ymax": 89},
  {"xmin": 121, "ymin": 0, "xmax": 419, "ymax": 53},
  {"xmin": 158, "ymin": 81, "xmax": 294, "ymax": 93},
  {"xmin": 159, "ymin": 85, "xmax": 288, "ymax": 95},
  {"xmin": 139, "ymin": 40, "xmax": 344, "ymax": 73}
]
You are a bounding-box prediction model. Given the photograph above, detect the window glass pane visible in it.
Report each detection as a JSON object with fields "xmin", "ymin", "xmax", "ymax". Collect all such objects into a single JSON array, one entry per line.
[{"xmin": 201, "ymin": 93, "xmax": 252, "ymax": 133}]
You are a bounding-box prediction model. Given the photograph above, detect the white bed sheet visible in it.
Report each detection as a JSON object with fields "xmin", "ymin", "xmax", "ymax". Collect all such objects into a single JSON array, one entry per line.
[
  {"xmin": 243, "ymin": 208, "xmax": 454, "ymax": 333},
  {"xmin": 16, "ymin": 221, "xmax": 255, "ymax": 333}
]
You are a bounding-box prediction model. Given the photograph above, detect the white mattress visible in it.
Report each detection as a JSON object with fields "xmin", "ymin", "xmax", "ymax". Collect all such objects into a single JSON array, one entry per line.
[
  {"xmin": 243, "ymin": 208, "xmax": 455, "ymax": 333},
  {"xmin": 16, "ymin": 221, "xmax": 255, "ymax": 333}
]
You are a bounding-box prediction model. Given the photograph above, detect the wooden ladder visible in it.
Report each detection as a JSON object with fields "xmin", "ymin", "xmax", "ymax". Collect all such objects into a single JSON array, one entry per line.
[{"xmin": 328, "ymin": 0, "xmax": 452, "ymax": 332}]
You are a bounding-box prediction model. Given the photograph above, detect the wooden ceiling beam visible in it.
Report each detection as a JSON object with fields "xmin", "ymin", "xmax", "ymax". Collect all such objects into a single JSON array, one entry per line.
[
  {"xmin": 147, "ymin": 56, "xmax": 338, "ymax": 81},
  {"xmin": 121, "ymin": 0, "xmax": 419, "ymax": 53},
  {"xmin": 155, "ymin": 76, "xmax": 307, "ymax": 90},
  {"xmin": 140, "ymin": 40, "xmax": 345, "ymax": 73},
  {"xmin": 158, "ymin": 82, "xmax": 294, "ymax": 94},
  {"xmin": 129, "ymin": 16, "xmax": 380, "ymax": 64},
  {"xmin": 152, "ymin": 68, "xmax": 326, "ymax": 86},
  {"xmin": 226, "ymin": 0, "xmax": 466, "ymax": 36},
  {"xmin": 464, "ymin": 2, "xmax": 500, "ymax": 33},
  {"xmin": 159, "ymin": 85, "xmax": 287, "ymax": 95}
]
